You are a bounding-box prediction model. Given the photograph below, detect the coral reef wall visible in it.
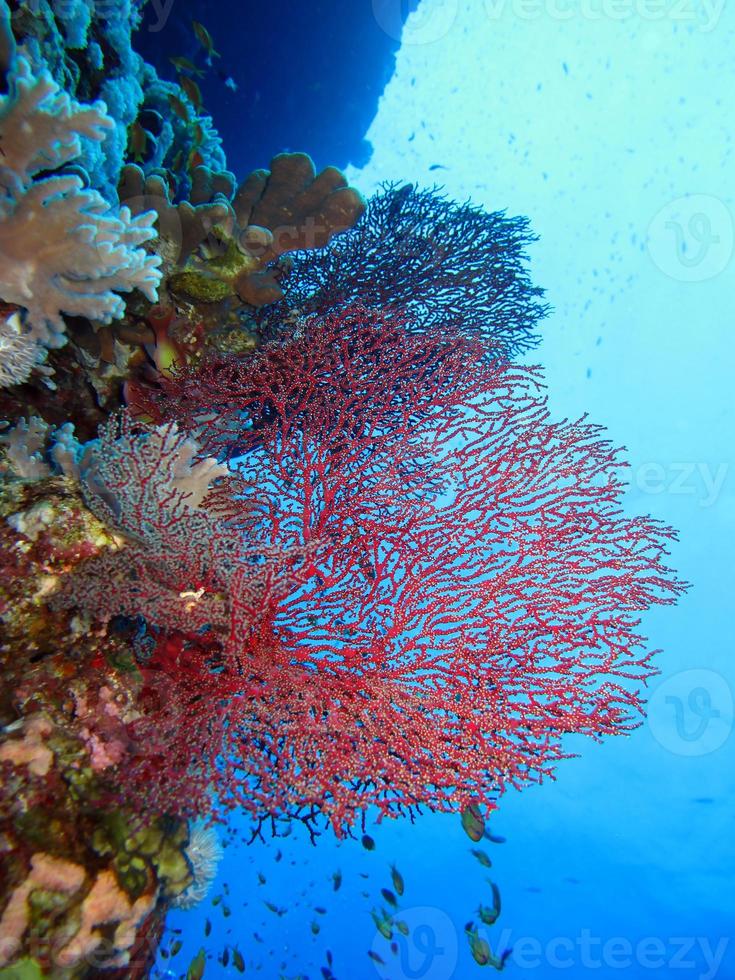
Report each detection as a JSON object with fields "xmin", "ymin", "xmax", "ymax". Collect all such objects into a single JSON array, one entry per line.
[{"xmin": 0, "ymin": 1, "xmax": 685, "ymax": 976}]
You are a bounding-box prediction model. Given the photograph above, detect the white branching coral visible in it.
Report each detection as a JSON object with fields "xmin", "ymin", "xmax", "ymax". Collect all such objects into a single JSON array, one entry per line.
[
  {"xmin": 0, "ymin": 175, "xmax": 161, "ymax": 347},
  {"xmin": 0, "ymin": 55, "xmax": 162, "ymax": 377},
  {"xmin": 0, "ymin": 415, "xmax": 55, "ymax": 478},
  {"xmin": 0, "ymin": 415, "xmax": 77, "ymax": 479},
  {"xmin": 0, "ymin": 54, "xmax": 113, "ymax": 187}
]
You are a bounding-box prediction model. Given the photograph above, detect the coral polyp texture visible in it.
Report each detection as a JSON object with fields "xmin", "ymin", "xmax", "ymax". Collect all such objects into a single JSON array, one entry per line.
[{"xmin": 64, "ymin": 307, "xmax": 685, "ymax": 833}]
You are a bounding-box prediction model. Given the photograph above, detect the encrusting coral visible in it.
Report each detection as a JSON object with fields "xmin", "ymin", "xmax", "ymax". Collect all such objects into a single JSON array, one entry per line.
[
  {"xmin": 119, "ymin": 151, "xmax": 366, "ymax": 308},
  {"xmin": 0, "ymin": 444, "xmax": 197, "ymax": 975}
]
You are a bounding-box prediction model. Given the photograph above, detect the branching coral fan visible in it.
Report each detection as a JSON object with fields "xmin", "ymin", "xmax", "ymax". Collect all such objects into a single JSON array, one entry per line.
[
  {"xmin": 255, "ymin": 182, "xmax": 549, "ymax": 357},
  {"xmin": 60, "ymin": 306, "xmax": 685, "ymax": 833}
]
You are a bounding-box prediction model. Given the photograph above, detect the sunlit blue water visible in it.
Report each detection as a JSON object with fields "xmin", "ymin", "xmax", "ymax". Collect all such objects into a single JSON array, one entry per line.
[{"xmin": 149, "ymin": 2, "xmax": 734, "ymax": 977}]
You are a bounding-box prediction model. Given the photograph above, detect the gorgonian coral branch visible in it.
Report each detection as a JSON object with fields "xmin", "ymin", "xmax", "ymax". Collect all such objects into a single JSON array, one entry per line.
[
  {"xmin": 68, "ymin": 307, "xmax": 685, "ymax": 832},
  {"xmin": 255, "ymin": 183, "xmax": 549, "ymax": 358}
]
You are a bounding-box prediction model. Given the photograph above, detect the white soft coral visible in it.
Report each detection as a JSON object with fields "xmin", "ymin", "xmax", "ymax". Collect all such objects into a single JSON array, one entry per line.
[
  {"xmin": 0, "ymin": 55, "xmax": 162, "ymax": 382},
  {"xmin": 0, "ymin": 175, "xmax": 161, "ymax": 346},
  {"xmin": 0, "ymin": 54, "xmax": 114, "ymax": 188}
]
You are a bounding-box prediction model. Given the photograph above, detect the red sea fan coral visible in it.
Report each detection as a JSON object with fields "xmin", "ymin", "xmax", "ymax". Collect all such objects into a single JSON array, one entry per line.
[{"xmin": 79, "ymin": 307, "xmax": 685, "ymax": 832}]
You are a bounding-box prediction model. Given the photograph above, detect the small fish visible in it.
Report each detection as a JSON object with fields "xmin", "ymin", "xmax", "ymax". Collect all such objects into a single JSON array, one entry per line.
[
  {"xmin": 368, "ymin": 950, "xmax": 386, "ymax": 965},
  {"xmin": 170, "ymin": 940, "xmax": 182, "ymax": 956},
  {"xmin": 429, "ymin": 163, "xmax": 448, "ymax": 171},
  {"xmin": 380, "ymin": 888, "xmax": 398, "ymax": 908},
  {"xmin": 204, "ymin": 918, "xmax": 211, "ymax": 937},
  {"xmin": 127, "ymin": 121, "xmax": 148, "ymax": 163},
  {"xmin": 370, "ymin": 909, "xmax": 393, "ymax": 941},
  {"xmin": 470, "ymin": 848, "xmax": 492, "ymax": 868},
  {"xmin": 332, "ymin": 869, "xmax": 342, "ymax": 891},
  {"xmin": 265, "ymin": 901, "xmax": 286, "ymax": 916},
  {"xmin": 193, "ymin": 20, "xmax": 220, "ymax": 61},
  {"xmin": 466, "ymin": 923, "xmax": 511, "ymax": 969},
  {"xmin": 232, "ymin": 948, "xmax": 246, "ymax": 973},
  {"xmin": 221, "ymin": 946, "xmax": 230, "ymax": 967},
  {"xmin": 326, "ymin": 950, "xmax": 333, "ymax": 967},
  {"xmin": 224, "ymin": 76, "xmax": 238, "ymax": 92},
  {"xmin": 170, "ymin": 55, "xmax": 205, "ymax": 77},
  {"xmin": 179, "ymin": 74, "xmax": 203, "ymax": 112},
  {"xmin": 275, "ymin": 849, "xmax": 283, "ymax": 862},
  {"xmin": 391, "ymin": 941, "xmax": 399, "ymax": 956},
  {"xmin": 168, "ymin": 92, "xmax": 189, "ymax": 122},
  {"xmin": 470, "ymin": 935, "xmax": 492, "ymax": 966},
  {"xmin": 310, "ymin": 920, "xmax": 320, "ymax": 935},
  {"xmin": 361, "ymin": 834, "xmax": 375, "ymax": 851},
  {"xmin": 461, "ymin": 804, "xmax": 485, "ymax": 842},
  {"xmin": 212, "ymin": 895, "xmax": 222, "ymax": 907},
  {"xmin": 478, "ymin": 880, "xmax": 502, "ymax": 924},
  {"xmin": 390, "ymin": 864, "xmax": 404, "ymax": 896},
  {"xmin": 314, "ymin": 906, "xmax": 327, "ymax": 915},
  {"xmin": 396, "ymin": 920, "xmax": 409, "ymax": 936},
  {"xmin": 257, "ymin": 872, "xmax": 266, "ymax": 885},
  {"xmin": 478, "ymin": 902, "xmax": 500, "ymax": 925},
  {"xmin": 186, "ymin": 948, "xmax": 206, "ymax": 980},
  {"xmin": 483, "ymin": 827, "xmax": 506, "ymax": 844},
  {"xmin": 223, "ymin": 905, "xmax": 231, "ymax": 918}
]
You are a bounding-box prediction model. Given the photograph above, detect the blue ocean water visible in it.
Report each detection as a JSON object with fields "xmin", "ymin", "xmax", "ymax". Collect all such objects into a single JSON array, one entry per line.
[{"xmin": 133, "ymin": 2, "xmax": 734, "ymax": 978}]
